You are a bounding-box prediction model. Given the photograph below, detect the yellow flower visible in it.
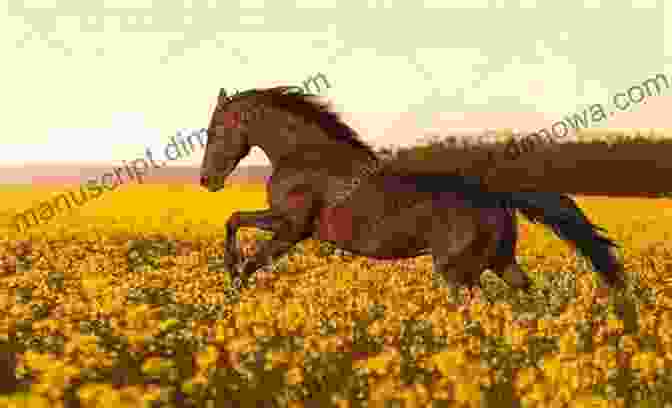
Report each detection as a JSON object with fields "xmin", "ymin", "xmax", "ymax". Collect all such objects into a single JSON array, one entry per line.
[
  {"xmin": 414, "ymin": 383, "xmax": 430, "ymax": 405},
  {"xmin": 266, "ymin": 350, "xmax": 292, "ymax": 367},
  {"xmin": 470, "ymin": 302, "xmax": 486, "ymax": 318},
  {"xmin": 538, "ymin": 318, "xmax": 553, "ymax": 335},
  {"xmin": 559, "ymin": 332, "xmax": 577, "ymax": 355},
  {"xmin": 141, "ymin": 357, "xmax": 173, "ymax": 375},
  {"xmin": 431, "ymin": 349, "xmax": 468, "ymax": 378},
  {"xmin": 0, "ymin": 394, "xmax": 51, "ymax": 408},
  {"xmin": 364, "ymin": 350, "xmax": 398, "ymax": 376},
  {"xmin": 126, "ymin": 334, "xmax": 146, "ymax": 348},
  {"xmin": 573, "ymin": 394, "xmax": 609, "ymax": 408},
  {"xmin": 285, "ymin": 367, "xmax": 304, "ymax": 385},
  {"xmin": 395, "ymin": 387, "xmax": 419, "ymax": 408},
  {"xmin": 213, "ymin": 323, "xmax": 231, "ymax": 344},
  {"xmin": 77, "ymin": 383, "xmax": 110, "ymax": 404},
  {"xmin": 555, "ymin": 385, "xmax": 573, "ymax": 404},
  {"xmin": 228, "ymin": 335, "xmax": 255, "ymax": 353},
  {"xmin": 606, "ymin": 318, "xmax": 624, "ymax": 334},
  {"xmin": 97, "ymin": 388, "xmax": 122, "ymax": 407},
  {"xmin": 509, "ymin": 326, "xmax": 529, "ymax": 350},
  {"xmin": 632, "ymin": 351, "xmax": 657, "ymax": 372},
  {"xmin": 454, "ymin": 381, "xmax": 481, "ymax": 405},
  {"xmin": 280, "ymin": 301, "xmax": 307, "ymax": 330},
  {"xmin": 527, "ymin": 381, "xmax": 549, "ymax": 402},
  {"xmin": 515, "ymin": 367, "xmax": 539, "ymax": 391},
  {"xmin": 195, "ymin": 345, "xmax": 219, "ymax": 370},
  {"xmin": 140, "ymin": 387, "xmax": 162, "ymax": 403},
  {"xmin": 24, "ymin": 350, "xmax": 59, "ymax": 371},
  {"xmin": 369, "ymin": 377, "xmax": 397, "ymax": 402},
  {"xmin": 619, "ymin": 335, "xmax": 638, "ymax": 354},
  {"xmin": 541, "ymin": 356, "xmax": 563, "ymax": 385},
  {"xmin": 466, "ymin": 336, "xmax": 481, "ymax": 354}
]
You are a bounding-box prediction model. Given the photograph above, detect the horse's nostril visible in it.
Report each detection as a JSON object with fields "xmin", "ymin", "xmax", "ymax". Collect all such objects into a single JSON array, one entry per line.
[{"xmin": 200, "ymin": 176, "xmax": 208, "ymax": 186}]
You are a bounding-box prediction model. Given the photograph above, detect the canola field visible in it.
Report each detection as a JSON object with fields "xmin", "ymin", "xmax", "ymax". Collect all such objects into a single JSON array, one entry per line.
[{"xmin": 1, "ymin": 183, "xmax": 672, "ymax": 408}]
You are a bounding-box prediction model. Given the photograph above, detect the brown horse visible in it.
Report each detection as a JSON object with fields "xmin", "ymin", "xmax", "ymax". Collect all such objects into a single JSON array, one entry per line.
[{"xmin": 200, "ymin": 86, "xmax": 626, "ymax": 295}]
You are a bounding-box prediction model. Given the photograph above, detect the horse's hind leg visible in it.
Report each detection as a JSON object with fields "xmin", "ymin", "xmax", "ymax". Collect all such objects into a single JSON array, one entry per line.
[
  {"xmin": 483, "ymin": 206, "xmax": 532, "ymax": 291},
  {"xmin": 432, "ymin": 257, "xmax": 483, "ymax": 302},
  {"xmin": 432, "ymin": 255, "xmax": 480, "ymax": 286},
  {"xmin": 497, "ymin": 262, "xmax": 532, "ymax": 290},
  {"xmin": 430, "ymin": 211, "xmax": 487, "ymax": 302}
]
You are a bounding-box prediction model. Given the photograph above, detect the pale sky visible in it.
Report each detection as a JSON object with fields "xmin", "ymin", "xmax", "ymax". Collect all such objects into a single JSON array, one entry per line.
[{"xmin": 2, "ymin": 0, "xmax": 671, "ymax": 168}]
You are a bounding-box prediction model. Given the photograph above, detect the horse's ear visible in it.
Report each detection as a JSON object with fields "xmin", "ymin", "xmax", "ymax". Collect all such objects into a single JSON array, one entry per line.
[{"xmin": 218, "ymin": 88, "xmax": 228, "ymax": 105}]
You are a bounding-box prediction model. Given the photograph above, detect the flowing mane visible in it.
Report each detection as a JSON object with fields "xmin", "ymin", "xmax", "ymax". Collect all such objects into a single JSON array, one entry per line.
[{"xmin": 230, "ymin": 86, "xmax": 378, "ymax": 159}]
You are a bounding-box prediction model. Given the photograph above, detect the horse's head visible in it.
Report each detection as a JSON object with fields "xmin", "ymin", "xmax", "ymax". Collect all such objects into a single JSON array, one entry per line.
[
  {"xmin": 200, "ymin": 88, "xmax": 252, "ymax": 192},
  {"xmin": 200, "ymin": 84, "xmax": 377, "ymax": 192}
]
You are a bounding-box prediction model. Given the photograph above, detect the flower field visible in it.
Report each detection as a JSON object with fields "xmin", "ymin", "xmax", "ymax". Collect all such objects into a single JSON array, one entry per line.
[{"xmin": 1, "ymin": 183, "xmax": 672, "ymax": 408}]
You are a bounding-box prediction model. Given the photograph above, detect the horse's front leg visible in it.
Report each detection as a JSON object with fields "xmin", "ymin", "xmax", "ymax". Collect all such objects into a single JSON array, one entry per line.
[
  {"xmin": 224, "ymin": 209, "xmax": 285, "ymax": 275},
  {"xmin": 235, "ymin": 207, "xmax": 315, "ymax": 287},
  {"xmin": 236, "ymin": 238, "xmax": 300, "ymax": 286}
]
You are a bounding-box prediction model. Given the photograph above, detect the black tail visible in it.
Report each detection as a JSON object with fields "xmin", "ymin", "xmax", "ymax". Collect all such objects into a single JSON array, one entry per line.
[
  {"xmin": 406, "ymin": 172, "xmax": 625, "ymax": 288},
  {"xmin": 498, "ymin": 191, "xmax": 626, "ymax": 289}
]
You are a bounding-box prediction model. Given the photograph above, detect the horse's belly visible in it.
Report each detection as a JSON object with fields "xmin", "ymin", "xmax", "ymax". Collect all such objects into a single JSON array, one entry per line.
[{"xmin": 316, "ymin": 207, "xmax": 428, "ymax": 259}]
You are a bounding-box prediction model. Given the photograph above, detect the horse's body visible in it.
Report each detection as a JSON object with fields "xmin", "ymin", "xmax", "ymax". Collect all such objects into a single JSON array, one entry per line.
[{"xmin": 200, "ymin": 86, "xmax": 626, "ymax": 293}]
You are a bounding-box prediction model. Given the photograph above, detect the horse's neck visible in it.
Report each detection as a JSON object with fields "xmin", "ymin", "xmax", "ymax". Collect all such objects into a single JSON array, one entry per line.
[
  {"xmin": 250, "ymin": 106, "xmax": 381, "ymax": 193},
  {"xmin": 272, "ymin": 146, "xmax": 376, "ymax": 174},
  {"xmin": 252, "ymin": 115, "xmax": 323, "ymax": 165},
  {"xmin": 258, "ymin": 121, "xmax": 376, "ymax": 177}
]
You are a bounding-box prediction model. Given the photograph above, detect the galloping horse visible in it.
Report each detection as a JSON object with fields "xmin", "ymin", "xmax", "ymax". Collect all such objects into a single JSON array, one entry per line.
[{"xmin": 200, "ymin": 86, "xmax": 626, "ymax": 295}]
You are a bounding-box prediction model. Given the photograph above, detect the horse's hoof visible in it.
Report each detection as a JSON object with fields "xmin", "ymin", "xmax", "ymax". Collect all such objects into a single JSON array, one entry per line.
[
  {"xmin": 223, "ymin": 260, "xmax": 237, "ymax": 275},
  {"xmin": 231, "ymin": 276, "xmax": 245, "ymax": 290}
]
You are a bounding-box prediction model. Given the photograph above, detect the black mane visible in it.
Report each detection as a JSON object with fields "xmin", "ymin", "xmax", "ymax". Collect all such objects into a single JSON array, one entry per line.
[{"xmin": 230, "ymin": 86, "xmax": 377, "ymax": 159}]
